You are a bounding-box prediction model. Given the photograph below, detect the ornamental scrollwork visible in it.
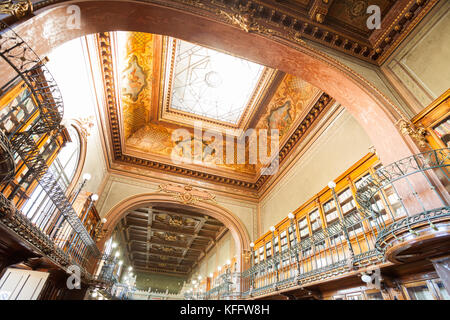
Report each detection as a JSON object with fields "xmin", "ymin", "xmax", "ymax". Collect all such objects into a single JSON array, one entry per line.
[
  {"xmin": 396, "ymin": 118, "xmax": 428, "ymax": 148},
  {"xmin": 0, "ymin": 0, "xmax": 33, "ymax": 18}
]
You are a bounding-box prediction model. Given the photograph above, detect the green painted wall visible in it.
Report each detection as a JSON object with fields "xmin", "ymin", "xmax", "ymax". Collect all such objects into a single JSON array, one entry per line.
[{"xmin": 134, "ymin": 271, "xmax": 187, "ymax": 294}]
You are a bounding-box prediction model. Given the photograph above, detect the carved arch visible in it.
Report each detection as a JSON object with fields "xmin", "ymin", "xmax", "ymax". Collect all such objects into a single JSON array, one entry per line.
[
  {"xmin": 98, "ymin": 193, "xmax": 251, "ymax": 272},
  {"xmin": 0, "ymin": 0, "xmax": 422, "ymax": 166}
]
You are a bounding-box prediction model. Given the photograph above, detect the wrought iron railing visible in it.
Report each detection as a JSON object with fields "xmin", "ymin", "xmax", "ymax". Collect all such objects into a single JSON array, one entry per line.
[
  {"xmin": 0, "ymin": 192, "xmax": 97, "ymax": 280},
  {"xmin": 237, "ymin": 149, "xmax": 449, "ymax": 299},
  {"xmin": 0, "ymin": 22, "xmax": 101, "ymax": 278},
  {"xmin": 0, "ymin": 128, "xmax": 15, "ymax": 182},
  {"xmin": 354, "ymin": 148, "xmax": 450, "ymax": 252}
]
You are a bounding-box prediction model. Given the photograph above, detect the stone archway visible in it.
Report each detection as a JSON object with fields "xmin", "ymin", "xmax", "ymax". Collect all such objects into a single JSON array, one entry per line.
[
  {"xmin": 98, "ymin": 193, "xmax": 251, "ymax": 273},
  {"xmin": 1, "ymin": 0, "xmax": 422, "ymax": 167}
]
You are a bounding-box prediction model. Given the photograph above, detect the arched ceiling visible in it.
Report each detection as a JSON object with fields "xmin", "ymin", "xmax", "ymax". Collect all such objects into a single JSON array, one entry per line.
[{"xmin": 115, "ymin": 203, "xmax": 227, "ymax": 275}]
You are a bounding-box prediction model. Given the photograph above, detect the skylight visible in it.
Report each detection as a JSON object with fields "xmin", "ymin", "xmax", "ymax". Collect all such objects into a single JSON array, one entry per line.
[{"xmin": 169, "ymin": 39, "xmax": 265, "ymax": 124}]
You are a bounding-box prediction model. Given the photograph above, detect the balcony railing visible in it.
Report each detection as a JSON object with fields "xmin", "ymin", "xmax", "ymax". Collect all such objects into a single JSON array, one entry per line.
[
  {"xmin": 237, "ymin": 149, "xmax": 449, "ymax": 299},
  {"xmin": 0, "ymin": 22, "xmax": 102, "ymax": 282},
  {"xmin": 355, "ymin": 148, "xmax": 450, "ymax": 253},
  {"xmin": 0, "ymin": 128, "xmax": 15, "ymax": 182}
]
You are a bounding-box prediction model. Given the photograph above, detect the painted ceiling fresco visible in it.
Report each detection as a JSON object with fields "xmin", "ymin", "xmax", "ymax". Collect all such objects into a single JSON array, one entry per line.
[
  {"xmin": 117, "ymin": 32, "xmax": 155, "ymax": 140},
  {"xmin": 115, "ymin": 32, "xmax": 321, "ymax": 175}
]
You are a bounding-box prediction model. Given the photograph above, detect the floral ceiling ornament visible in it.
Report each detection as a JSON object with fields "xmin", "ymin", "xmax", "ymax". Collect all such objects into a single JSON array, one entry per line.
[
  {"xmin": 169, "ymin": 216, "xmax": 184, "ymax": 227},
  {"xmin": 396, "ymin": 118, "xmax": 428, "ymax": 148},
  {"xmin": 216, "ymin": 2, "xmax": 306, "ymax": 46},
  {"xmin": 158, "ymin": 183, "xmax": 217, "ymax": 205},
  {"xmin": 77, "ymin": 116, "xmax": 95, "ymax": 137},
  {"xmin": 164, "ymin": 233, "xmax": 178, "ymax": 242},
  {"xmin": 0, "ymin": 0, "xmax": 33, "ymax": 18}
]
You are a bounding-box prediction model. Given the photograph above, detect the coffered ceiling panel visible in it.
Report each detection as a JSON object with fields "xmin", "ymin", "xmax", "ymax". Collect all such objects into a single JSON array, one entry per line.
[{"xmin": 117, "ymin": 205, "xmax": 227, "ymax": 275}]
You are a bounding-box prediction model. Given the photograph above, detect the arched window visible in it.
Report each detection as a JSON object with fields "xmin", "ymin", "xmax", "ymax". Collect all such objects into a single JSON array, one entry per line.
[{"xmin": 22, "ymin": 125, "xmax": 81, "ymax": 228}]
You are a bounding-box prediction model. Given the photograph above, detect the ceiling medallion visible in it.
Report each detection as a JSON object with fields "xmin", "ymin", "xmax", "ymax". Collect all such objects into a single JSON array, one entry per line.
[
  {"xmin": 164, "ymin": 233, "xmax": 178, "ymax": 242},
  {"xmin": 158, "ymin": 183, "xmax": 216, "ymax": 205},
  {"xmin": 347, "ymin": 0, "xmax": 368, "ymax": 18},
  {"xmin": 161, "ymin": 246, "xmax": 175, "ymax": 253},
  {"xmin": 0, "ymin": 0, "xmax": 32, "ymax": 18},
  {"xmin": 204, "ymin": 71, "xmax": 223, "ymax": 88},
  {"xmin": 169, "ymin": 216, "xmax": 184, "ymax": 227}
]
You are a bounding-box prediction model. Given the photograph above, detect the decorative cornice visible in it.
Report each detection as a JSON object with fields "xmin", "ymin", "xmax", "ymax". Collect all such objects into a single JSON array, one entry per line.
[
  {"xmin": 158, "ymin": 183, "xmax": 217, "ymax": 205},
  {"xmin": 25, "ymin": 0, "xmax": 437, "ymax": 66},
  {"xmin": 255, "ymin": 92, "xmax": 332, "ymax": 189},
  {"xmin": 169, "ymin": 0, "xmax": 438, "ymax": 65}
]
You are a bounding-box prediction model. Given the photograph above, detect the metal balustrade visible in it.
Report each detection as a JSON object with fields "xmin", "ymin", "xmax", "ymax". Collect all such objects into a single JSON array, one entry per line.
[
  {"xmin": 0, "ymin": 22, "xmax": 101, "ymax": 280},
  {"xmin": 0, "ymin": 128, "xmax": 15, "ymax": 182},
  {"xmin": 237, "ymin": 149, "xmax": 449, "ymax": 299},
  {"xmin": 355, "ymin": 148, "xmax": 450, "ymax": 253}
]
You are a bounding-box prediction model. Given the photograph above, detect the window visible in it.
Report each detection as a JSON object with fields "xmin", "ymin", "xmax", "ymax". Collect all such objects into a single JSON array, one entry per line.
[{"xmin": 21, "ymin": 126, "xmax": 81, "ymax": 237}]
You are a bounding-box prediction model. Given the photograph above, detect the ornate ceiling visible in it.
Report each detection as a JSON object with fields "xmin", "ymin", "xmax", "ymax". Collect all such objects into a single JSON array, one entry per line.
[
  {"xmin": 209, "ymin": 0, "xmax": 438, "ymax": 65},
  {"xmin": 94, "ymin": 31, "xmax": 333, "ymax": 190},
  {"xmin": 116, "ymin": 203, "xmax": 227, "ymax": 275},
  {"xmin": 86, "ymin": 0, "xmax": 438, "ymax": 192}
]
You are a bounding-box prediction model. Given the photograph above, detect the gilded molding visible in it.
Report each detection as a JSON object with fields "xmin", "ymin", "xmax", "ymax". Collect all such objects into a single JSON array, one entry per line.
[
  {"xmin": 25, "ymin": 0, "xmax": 438, "ymax": 65},
  {"xmin": 0, "ymin": 0, "xmax": 32, "ymax": 18},
  {"xmin": 158, "ymin": 183, "xmax": 217, "ymax": 205},
  {"xmin": 396, "ymin": 118, "xmax": 428, "ymax": 148}
]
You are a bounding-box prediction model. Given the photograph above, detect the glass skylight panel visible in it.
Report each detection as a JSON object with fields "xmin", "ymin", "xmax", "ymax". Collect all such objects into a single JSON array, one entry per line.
[{"xmin": 170, "ymin": 39, "xmax": 265, "ymax": 124}]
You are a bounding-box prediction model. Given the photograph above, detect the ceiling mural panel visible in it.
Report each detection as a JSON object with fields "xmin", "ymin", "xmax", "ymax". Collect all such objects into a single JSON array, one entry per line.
[
  {"xmin": 117, "ymin": 32, "xmax": 155, "ymax": 140},
  {"xmin": 254, "ymin": 74, "xmax": 321, "ymax": 141}
]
